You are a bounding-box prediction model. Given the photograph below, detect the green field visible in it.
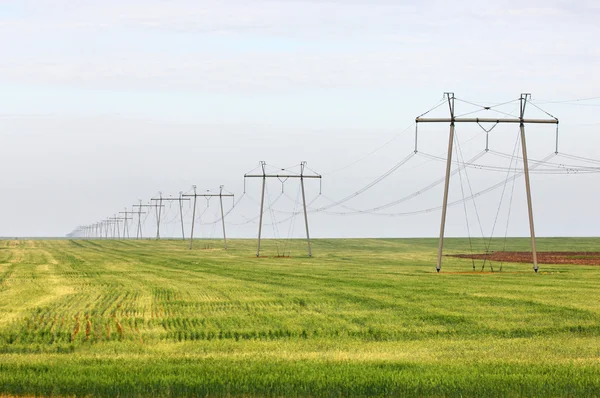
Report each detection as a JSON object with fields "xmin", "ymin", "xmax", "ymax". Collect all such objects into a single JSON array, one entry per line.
[{"xmin": 1, "ymin": 237, "xmax": 600, "ymax": 397}]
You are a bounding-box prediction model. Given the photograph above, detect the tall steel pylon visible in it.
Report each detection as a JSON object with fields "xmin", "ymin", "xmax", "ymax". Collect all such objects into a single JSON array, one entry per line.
[
  {"xmin": 244, "ymin": 161, "xmax": 321, "ymax": 258},
  {"xmin": 183, "ymin": 186, "xmax": 234, "ymax": 250},
  {"xmin": 415, "ymin": 93, "xmax": 559, "ymax": 273}
]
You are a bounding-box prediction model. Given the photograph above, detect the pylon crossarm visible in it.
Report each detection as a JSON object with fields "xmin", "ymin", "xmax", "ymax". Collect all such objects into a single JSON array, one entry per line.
[
  {"xmin": 245, "ymin": 174, "xmax": 321, "ymax": 179},
  {"xmin": 152, "ymin": 198, "xmax": 191, "ymax": 201},
  {"xmin": 416, "ymin": 117, "xmax": 558, "ymax": 124},
  {"xmin": 182, "ymin": 194, "xmax": 234, "ymax": 197}
]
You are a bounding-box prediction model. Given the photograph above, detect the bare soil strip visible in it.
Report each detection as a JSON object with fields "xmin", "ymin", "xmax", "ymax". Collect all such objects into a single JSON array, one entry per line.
[{"xmin": 450, "ymin": 251, "xmax": 600, "ymax": 265}]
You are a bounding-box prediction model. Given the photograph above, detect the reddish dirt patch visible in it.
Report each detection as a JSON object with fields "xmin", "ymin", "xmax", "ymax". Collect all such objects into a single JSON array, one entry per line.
[{"xmin": 450, "ymin": 252, "xmax": 600, "ymax": 266}]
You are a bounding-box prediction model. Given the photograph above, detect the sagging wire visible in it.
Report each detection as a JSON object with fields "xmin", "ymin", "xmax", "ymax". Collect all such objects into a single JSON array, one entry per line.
[
  {"xmin": 501, "ymin": 134, "xmax": 521, "ymax": 272},
  {"xmin": 282, "ymin": 182, "xmax": 303, "ymax": 257},
  {"xmin": 454, "ymin": 131, "xmax": 476, "ymax": 270},
  {"xmin": 312, "ymin": 151, "xmax": 487, "ymax": 215},
  {"xmin": 265, "ymin": 182, "xmax": 282, "ymax": 256},
  {"xmin": 420, "ymin": 151, "xmax": 600, "ymax": 174},
  {"xmin": 199, "ymin": 193, "xmax": 246, "ymax": 226},
  {"xmin": 315, "ymin": 151, "xmax": 417, "ymax": 211},
  {"xmin": 481, "ymin": 130, "xmax": 521, "ymax": 271},
  {"xmin": 318, "ymin": 96, "xmax": 448, "ymax": 178},
  {"xmin": 454, "ymin": 128, "xmax": 490, "ymax": 271},
  {"xmin": 315, "ymin": 152, "xmax": 557, "ymax": 218}
]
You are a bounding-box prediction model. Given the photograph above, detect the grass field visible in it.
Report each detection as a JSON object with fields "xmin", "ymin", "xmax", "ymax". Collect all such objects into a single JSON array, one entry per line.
[{"xmin": 1, "ymin": 237, "xmax": 600, "ymax": 397}]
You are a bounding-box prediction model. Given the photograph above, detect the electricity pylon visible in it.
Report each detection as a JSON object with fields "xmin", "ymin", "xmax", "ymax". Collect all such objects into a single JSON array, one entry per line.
[
  {"xmin": 132, "ymin": 200, "xmax": 161, "ymax": 239},
  {"xmin": 415, "ymin": 93, "xmax": 559, "ymax": 273},
  {"xmin": 244, "ymin": 161, "xmax": 321, "ymax": 257},
  {"xmin": 151, "ymin": 193, "xmax": 191, "ymax": 240},
  {"xmin": 119, "ymin": 208, "xmax": 135, "ymax": 239},
  {"xmin": 183, "ymin": 185, "xmax": 234, "ymax": 250}
]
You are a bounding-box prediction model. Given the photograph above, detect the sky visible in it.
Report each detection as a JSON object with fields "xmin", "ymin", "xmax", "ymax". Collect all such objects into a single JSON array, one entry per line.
[{"xmin": 1, "ymin": 0, "xmax": 600, "ymax": 240}]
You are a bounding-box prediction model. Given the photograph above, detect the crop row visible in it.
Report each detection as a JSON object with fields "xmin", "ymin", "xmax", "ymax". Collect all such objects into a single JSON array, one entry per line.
[{"xmin": 2, "ymin": 356, "xmax": 600, "ymax": 397}]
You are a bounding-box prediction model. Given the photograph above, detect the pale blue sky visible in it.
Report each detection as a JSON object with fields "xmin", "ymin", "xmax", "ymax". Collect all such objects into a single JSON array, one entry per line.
[{"xmin": 1, "ymin": 0, "xmax": 599, "ymax": 238}]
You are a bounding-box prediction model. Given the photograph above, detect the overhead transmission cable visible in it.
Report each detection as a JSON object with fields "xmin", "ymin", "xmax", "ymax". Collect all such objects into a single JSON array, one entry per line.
[
  {"xmin": 198, "ymin": 193, "xmax": 246, "ymax": 226},
  {"xmin": 454, "ymin": 128, "xmax": 489, "ymax": 270},
  {"xmin": 311, "ymin": 151, "xmax": 486, "ymax": 215},
  {"xmin": 477, "ymin": 131, "xmax": 521, "ymax": 271},
  {"xmin": 315, "ymin": 151, "xmax": 417, "ymax": 211},
  {"xmin": 314, "ymin": 151, "xmax": 556, "ymax": 218},
  {"xmin": 531, "ymin": 96, "xmax": 600, "ymax": 105},
  {"xmin": 501, "ymin": 140, "xmax": 520, "ymax": 272},
  {"xmin": 555, "ymin": 152, "xmax": 600, "ymax": 166},
  {"xmin": 322, "ymin": 97, "xmax": 447, "ymax": 176},
  {"xmin": 419, "ymin": 151, "xmax": 600, "ymax": 174},
  {"xmin": 265, "ymin": 182, "xmax": 282, "ymax": 256},
  {"xmin": 454, "ymin": 131, "xmax": 475, "ymax": 270},
  {"xmin": 282, "ymin": 182, "xmax": 302, "ymax": 257}
]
